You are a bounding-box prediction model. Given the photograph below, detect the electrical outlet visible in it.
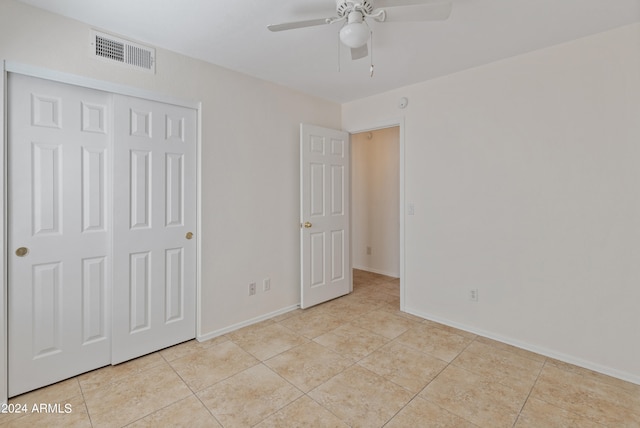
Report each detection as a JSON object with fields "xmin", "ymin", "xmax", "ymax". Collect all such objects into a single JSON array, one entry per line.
[
  {"xmin": 263, "ymin": 278, "xmax": 271, "ymax": 292},
  {"xmin": 249, "ymin": 282, "xmax": 257, "ymax": 296},
  {"xmin": 470, "ymin": 289, "xmax": 479, "ymax": 302},
  {"xmin": 366, "ymin": 246, "xmax": 372, "ymax": 255}
]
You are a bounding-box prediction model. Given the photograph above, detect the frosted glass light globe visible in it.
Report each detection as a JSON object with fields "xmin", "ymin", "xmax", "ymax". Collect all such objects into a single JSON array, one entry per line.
[{"xmin": 339, "ymin": 23, "xmax": 369, "ymax": 48}]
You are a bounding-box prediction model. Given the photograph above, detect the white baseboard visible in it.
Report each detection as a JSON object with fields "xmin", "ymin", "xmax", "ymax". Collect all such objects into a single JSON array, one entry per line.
[
  {"xmin": 353, "ymin": 265, "xmax": 399, "ymax": 278},
  {"xmin": 196, "ymin": 304, "xmax": 300, "ymax": 342},
  {"xmin": 404, "ymin": 306, "xmax": 640, "ymax": 386}
]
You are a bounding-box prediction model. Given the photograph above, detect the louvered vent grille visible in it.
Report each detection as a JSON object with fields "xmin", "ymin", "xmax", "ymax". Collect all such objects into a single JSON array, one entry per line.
[
  {"xmin": 127, "ymin": 44, "xmax": 153, "ymax": 70},
  {"xmin": 96, "ymin": 34, "xmax": 125, "ymax": 62},
  {"xmin": 91, "ymin": 31, "xmax": 155, "ymax": 73}
]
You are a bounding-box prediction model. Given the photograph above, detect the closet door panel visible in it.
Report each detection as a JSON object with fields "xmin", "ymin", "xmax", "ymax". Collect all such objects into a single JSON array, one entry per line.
[
  {"xmin": 112, "ymin": 95, "xmax": 197, "ymax": 364},
  {"xmin": 8, "ymin": 74, "xmax": 111, "ymax": 397}
]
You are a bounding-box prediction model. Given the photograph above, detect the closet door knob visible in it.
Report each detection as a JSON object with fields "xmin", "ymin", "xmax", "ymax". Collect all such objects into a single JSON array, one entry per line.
[
  {"xmin": 15, "ymin": 247, "xmax": 29, "ymax": 257},
  {"xmin": 186, "ymin": 232, "xmax": 194, "ymax": 240}
]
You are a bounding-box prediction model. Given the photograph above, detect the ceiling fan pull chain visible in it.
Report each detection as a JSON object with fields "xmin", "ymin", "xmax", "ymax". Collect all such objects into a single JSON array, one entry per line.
[
  {"xmin": 337, "ymin": 32, "xmax": 342, "ymax": 72},
  {"xmin": 370, "ymin": 30, "xmax": 374, "ymax": 77}
]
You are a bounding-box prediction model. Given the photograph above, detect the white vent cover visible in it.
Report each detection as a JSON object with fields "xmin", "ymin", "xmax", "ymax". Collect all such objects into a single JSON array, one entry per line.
[{"xmin": 90, "ymin": 30, "xmax": 155, "ymax": 73}]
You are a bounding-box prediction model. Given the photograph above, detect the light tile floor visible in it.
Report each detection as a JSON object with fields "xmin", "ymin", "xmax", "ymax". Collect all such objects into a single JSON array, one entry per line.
[{"xmin": 2, "ymin": 269, "xmax": 640, "ymax": 427}]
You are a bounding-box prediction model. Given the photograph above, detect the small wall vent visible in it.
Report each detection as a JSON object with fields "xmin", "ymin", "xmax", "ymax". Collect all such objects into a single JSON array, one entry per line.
[{"xmin": 91, "ymin": 30, "xmax": 155, "ymax": 73}]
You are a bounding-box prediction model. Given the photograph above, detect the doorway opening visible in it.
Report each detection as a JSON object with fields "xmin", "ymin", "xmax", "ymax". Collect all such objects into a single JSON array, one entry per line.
[{"xmin": 351, "ymin": 126, "xmax": 401, "ymax": 305}]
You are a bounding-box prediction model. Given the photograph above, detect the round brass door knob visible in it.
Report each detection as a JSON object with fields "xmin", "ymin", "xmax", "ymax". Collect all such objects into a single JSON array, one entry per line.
[
  {"xmin": 303, "ymin": 222, "xmax": 312, "ymax": 228},
  {"xmin": 15, "ymin": 247, "xmax": 29, "ymax": 257},
  {"xmin": 186, "ymin": 232, "xmax": 194, "ymax": 240}
]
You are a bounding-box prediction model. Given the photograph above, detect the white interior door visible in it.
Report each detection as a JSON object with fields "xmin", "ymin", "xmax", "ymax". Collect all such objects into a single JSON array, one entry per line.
[
  {"xmin": 300, "ymin": 124, "xmax": 351, "ymax": 308},
  {"xmin": 112, "ymin": 95, "xmax": 197, "ymax": 363},
  {"xmin": 8, "ymin": 74, "xmax": 111, "ymax": 396}
]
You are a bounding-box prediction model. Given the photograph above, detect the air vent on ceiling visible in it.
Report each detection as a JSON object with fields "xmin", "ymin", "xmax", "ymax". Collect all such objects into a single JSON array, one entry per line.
[{"xmin": 91, "ymin": 30, "xmax": 155, "ymax": 73}]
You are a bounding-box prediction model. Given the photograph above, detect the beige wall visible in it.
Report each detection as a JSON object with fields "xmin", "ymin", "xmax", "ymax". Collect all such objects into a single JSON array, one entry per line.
[
  {"xmin": 343, "ymin": 23, "xmax": 640, "ymax": 383},
  {"xmin": 352, "ymin": 127, "xmax": 400, "ymax": 277},
  {"xmin": 0, "ymin": 0, "xmax": 341, "ymax": 344}
]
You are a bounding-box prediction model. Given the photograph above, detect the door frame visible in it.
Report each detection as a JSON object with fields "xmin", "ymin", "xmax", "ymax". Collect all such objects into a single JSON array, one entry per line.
[
  {"xmin": 345, "ymin": 118, "xmax": 406, "ymax": 311},
  {"xmin": 0, "ymin": 60, "xmax": 203, "ymax": 403}
]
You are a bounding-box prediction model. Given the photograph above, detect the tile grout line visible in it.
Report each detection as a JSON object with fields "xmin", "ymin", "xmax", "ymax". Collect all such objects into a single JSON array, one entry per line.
[
  {"xmin": 75, "ymin": 377, "xmax": 96, "ymax": 428},
  {"xmin": 509, "ymin": 356, "xmax": 548, "ymax": 428},
  {"xmin": 519, "ymin": 360, "xmax": 611, "ymax": 428}
]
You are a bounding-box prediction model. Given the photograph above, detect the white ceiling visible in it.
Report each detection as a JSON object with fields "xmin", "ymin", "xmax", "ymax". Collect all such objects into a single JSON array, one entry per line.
[{"xmin": 18, "ymin": 0, "xmax": 640, "ymax": 103}]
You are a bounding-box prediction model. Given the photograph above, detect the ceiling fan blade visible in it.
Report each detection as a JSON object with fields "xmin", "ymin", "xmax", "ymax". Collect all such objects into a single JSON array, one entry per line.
[
  {"xmin": 351, "ymin": 44, "xmax": 369, "ymax": 60},
  {"xmin": 267, "ymin": 18, "xmax": 332, "ymax": 32},
  {"xmin": 377, "ymin": 2, "xmax": 452, "ymax": 22},
  {"xmin": 376, "ymin": 0, "xmax": 450, "ymax": 7}
]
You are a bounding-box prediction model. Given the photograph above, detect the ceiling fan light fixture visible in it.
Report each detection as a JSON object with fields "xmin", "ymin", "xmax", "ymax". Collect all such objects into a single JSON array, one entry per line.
[{"xmin": 339, "ymin": 22, "xmax": 369, "ymax": 48}]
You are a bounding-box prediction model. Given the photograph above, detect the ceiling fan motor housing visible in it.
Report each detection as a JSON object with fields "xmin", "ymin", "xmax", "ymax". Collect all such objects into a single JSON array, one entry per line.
[{"xmin": 336, "ymin": 0, "xmax": 374, "ymax": 17}]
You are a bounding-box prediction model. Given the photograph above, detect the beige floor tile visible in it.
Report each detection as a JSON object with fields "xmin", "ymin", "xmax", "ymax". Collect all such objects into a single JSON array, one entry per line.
[
  {"xmin": 378, "ymin": 296, "xmax": 401, "ymax": 311},
  {"xmin": 545, "ymin": 357, "xmax": 640, "ymax": 395},
  {"xmin": 127, "ymin": 395, "xmax": 221, "ymax": 428},
  {"xmin": 169, "ymin": 340, "xmax": 258, "ymax": 392},
  {"xmin": 313, "ymin": 324, "xmax": 390, "ymax": 361},
  {"xmin": 361, "ymin": 289, "xmax": 399, "ymax": 305},
  {"xmin": 255, "ymin": 396, "xmax": 349, "ymax": 428},
  {"xmin": 378, "ymin": 281, "xmax": 400, "ymax": 295},
  {"xmin": 353, "ymin": 269, "xmax": 383, "ymax": 283},
  {"xmin": 350, "ymin": 309, "xmax": 420, "ymax": 339},
  {"xmin": 78, "ymin": 352, "xmax": 165, "ymax": 393},
  {"xmin": 367, "ymin": 274, "xmax": 396, "ymax": 285},
  {"xmin": 308, "ymin": 365, "xmax": 413, "ymax": 428},
  {"xmin": 197, "ymin": 364, "xmax": 303, "ymax": 427},
  {"xmin": 83, "ymin": 363, "xmax": 192, "ymax": 427},
  {"xmin": 515, "ymin": 397, "xmax": 604, "ymax": 428},
  {"xmin": 451, "ymin": 341, "xmax": 543, "ymax": 395},
  {"xmin": 420, "ymin": 365, "xmax": 529, "ymax": 427},
  {"xmin": 1, "ymin": 394, "xmax": 90, "ymax": 428},
  {"xmin": 396, "ymin": 323, "xmax": 473, "ymax": 362},
  {"xmin": 312, "ymin": 298, "xmax": 379, "ymax": 322},
  {"xmin": 422, "ymin": 320, "xmax": 478, "ymax": 340},
  {"xmin": 7, "ymin": 270, "xmax": 638, "ymax": 428},
  {"xmin": 278, "ymin": 310, "xmax": 345, "ymax": 339},
  {"xmin": 530, "ymin": 364, "xmax": 640, "ymax": 427},
  {"xmin": 264, "ymin": 341, "xmax": 353, "ymax": 392},
  {"xmin": 358, "ymin": 341, "xmax": 448, "ymax": 393},
  {"xmin": 228, "ymin": 322, "xmax": 309, "ymax": 361},
  {"xmin": 3, "ymin": 378, "xmax": 84, "ymax": 425},
  {"xmin": 385, "ymin": 396, "xmax": 478, "ymax": 428},
  {"xmin": 159, "ymin": 336, "xmax": 228, "ymax": 362},
  {"xmin": 474, "ymin": 336, "xmax": 546, "ymax": 363},
  {"xmin": 378, "ymin": 295, "xmax": 401, "ymax": 307},
  {"xmin": 385, "ymin": 309, "xmax": 426, "ymax": 323},
  {"xmin": 224, "ymin": 319, "xmax": 276, "ymax": 342}
]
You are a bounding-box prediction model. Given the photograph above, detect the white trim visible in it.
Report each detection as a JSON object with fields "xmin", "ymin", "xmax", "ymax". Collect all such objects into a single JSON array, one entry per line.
[
  {"xmin": 405, "ymin": 306, "xmax": 640, "ymax": 386},
  {"xmin": 196, "ymin": 103, "xmax": 203, "ymax": 339},
  {"xmin": 196, "ymin": 305, "xmax": 300, "ymax": 342},
  {"xmin": 1, "ymin": 62, "xmax": 7, "ymax": 405},
  {"xmin": 352, "ymin": 265, "xmax": 399, "ymax": 278},
  {"xmin": 345, "ymin": 117, "xmax": 406, "ymax": 311},
  {"xmin": 4, "ymin": 61, "xmax": 198, "ymax": 110},
  {"xmin": 1, "ymin": 62, "xmax": 202, "ymax": 400}
]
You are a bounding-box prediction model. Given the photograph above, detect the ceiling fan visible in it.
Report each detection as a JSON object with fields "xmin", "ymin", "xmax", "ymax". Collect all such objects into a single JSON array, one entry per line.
[{"xmin": 267, "ymin": 0, "xmax": 453, "ymax": 61}]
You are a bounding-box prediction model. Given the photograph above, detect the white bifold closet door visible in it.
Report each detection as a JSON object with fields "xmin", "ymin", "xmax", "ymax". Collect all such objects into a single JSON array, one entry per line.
[{"xmin": 7, "ymin": 74, "xmax": 196, "ymax": 397}]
